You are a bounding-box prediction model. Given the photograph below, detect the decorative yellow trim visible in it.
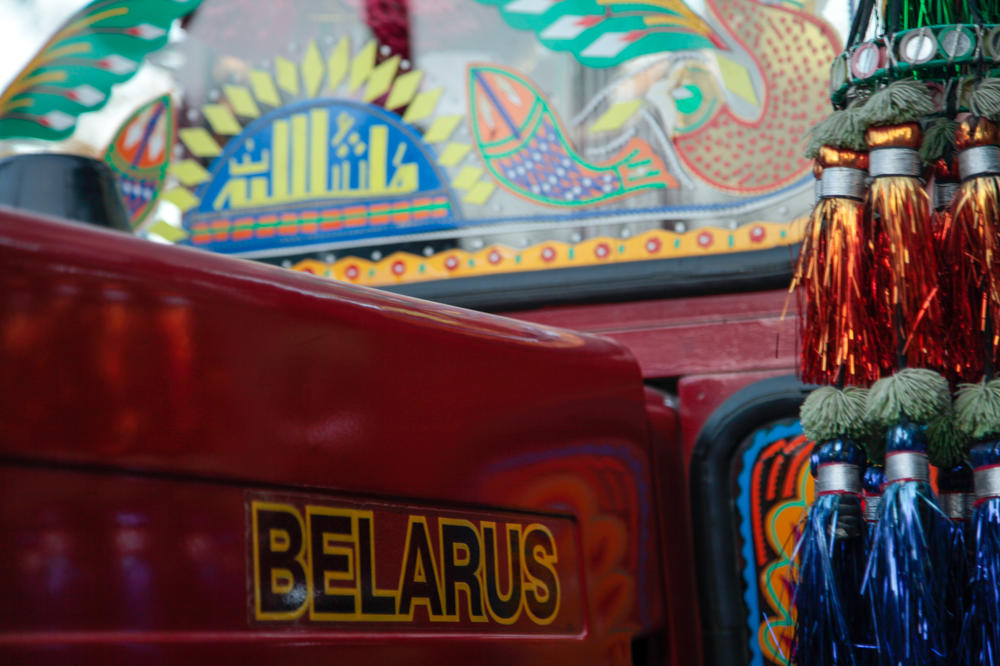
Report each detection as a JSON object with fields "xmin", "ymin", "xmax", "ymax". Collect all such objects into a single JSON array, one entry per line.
[
  {"xmin": 438, "ymin": 142, "xmax": 471, "ymax": 166},
  {"xmin": 464, "ymin": 181, "xmax": 495, "ymax": 204},
  {"xmin": 162, "ymin": 187, "xmax": 199, "ymax": 211},
  {"xmin": 249, "ymin": 69, "xmax": 281, "ymax": 107},
  {"xmin": 223, "ymin": 84, "xmax": 260, "ymax": 118},
  {"xmin": 386, "ymin": 70, "xmax": 423, "ymax": 110},
  {"xmin": 401, "ymin": 88, "xmax": 442, "ymax": 124},
  {"xmin": 290, "ymin": 220, "xmax": 806, "ymax": 286},
  {"xmin": 301, "ymin": 42, "xmax": 324, "ymax": 98},
  {"xmin": 202, "ymin": 103, "xmax": 241, "ymax": 135},
  {"xmin": 177, "ymin": 127, "xmax": 221, "ymax": 157},
  {"xmin": 326, "ymin": 37, "xmax": 350, "ymax": 92},
  {"xmin": 170, "ymin": 159, "xmax": 209, "ymax": 186},
  {"xmin": 363, "ymin": 55, "xmax": 400, "ymax": 102},
  {"xmin": 275, "ymin": 56, "xmax": 300, "ymax": 96},
  {"xmin": 423, "ymin": 114, "xmax": 463, "ymax": 144},
  {"xmin": 348, "ymin": 41, "xmax": 376, "ymax": 93}
]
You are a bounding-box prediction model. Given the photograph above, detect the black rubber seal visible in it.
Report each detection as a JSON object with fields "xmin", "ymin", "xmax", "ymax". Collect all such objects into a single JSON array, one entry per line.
[
  {"xmin": 0, "ymin": 153, "xmax": 131, "ymax": 232},
  {"xmin": 689, "ymin": 375, "xmax": 811, "ymax": 666},
  {"xmin": 385, "ymin": 245, "xmax": 797, "ymax": 311}
]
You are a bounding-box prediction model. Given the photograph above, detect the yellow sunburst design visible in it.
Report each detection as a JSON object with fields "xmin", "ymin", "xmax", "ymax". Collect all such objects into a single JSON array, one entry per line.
[
  {"xmin": 290, "ymin": 219, "xmax": 805, "ymax": 287},
  {"xmin": 152, "ymin": 37, "xmax": 495, "ymax": 242}
]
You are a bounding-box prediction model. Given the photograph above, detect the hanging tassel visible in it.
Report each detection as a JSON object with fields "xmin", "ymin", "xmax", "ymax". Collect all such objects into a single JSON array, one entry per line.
[
  {"xmin": 858, "ymin": 81, "xmax": 945, "ymax": 372},
  {"xmin": 936, "ymin": 461, "xmax": 974, "ymax": 656},
  {"xmin": 956, "ymin": 378, "xmax": 1000, "ymax": 663},
  {"xmin": 863, "ymin": 368, "xmax": 952, "ymax": 665},
  {"xmin": 924, "ymin": 122, "xmax": 961, "ymax": 228},
  {"xmin": 791, "ymin": 386, "xmax": 868, "ymax": 665},
  {"xmin": 946, "ymin": 105, "xmax": 1000, "ymax": 383},
  {"xmin": 793, "ymin": 109, "xmax": 883, "ymax": 385},
  {"xmin": 863, "ymin": 464, "xmax": 886, "ymax": 536},
  {"xmin": 920, "ymin": 115, "xmax": 965, "ymax": 386},
  {"xmin": 858, "ymin": 463, "xmax": 885, "ymax": 665}
]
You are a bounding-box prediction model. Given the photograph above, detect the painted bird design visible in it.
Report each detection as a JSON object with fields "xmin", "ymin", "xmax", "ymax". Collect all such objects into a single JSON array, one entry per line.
[
  {"xmin": 475, "ymin": 0, "xmax": 839, "ymax": 195},
  {"xmin": 469, "ymin": 64, "xmax": 675, "ymax": 207}
]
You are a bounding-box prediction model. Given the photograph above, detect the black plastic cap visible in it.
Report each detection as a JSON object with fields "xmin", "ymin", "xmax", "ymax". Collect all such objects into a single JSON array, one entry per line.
[{"xmin": 0, "ymin": 153, "xmax": 131, "ymax": 232}]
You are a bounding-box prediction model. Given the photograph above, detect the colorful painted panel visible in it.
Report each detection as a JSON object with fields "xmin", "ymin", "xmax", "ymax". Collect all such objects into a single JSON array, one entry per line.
[
  {"xmin": 5, "ymin": 0, "xmax": 850, "ymax": 291},
  {"xmin": 183, "ymin": 99, "xmax": 457, "ymax": 253},
  {"xmin": 474, "ymin": 0, "xmax": 721, "ymax": 67},
  {"xmin": 473, "ymin": 0, "xmax": 838, "ymax": 194},
  {"xmin": 0, "ymin": 0, "xmax": 201, "ymax": 141},
  {"xmin": 734, "ymin": 421, "xmax": 813, "ymax": 666},
  {"xmin": 104, "ymin": 95, "xmax": 176, "ymax": 229},
  {"xmin": 469, "ymin": 65, "xmax": 674, "ymax": 207}
]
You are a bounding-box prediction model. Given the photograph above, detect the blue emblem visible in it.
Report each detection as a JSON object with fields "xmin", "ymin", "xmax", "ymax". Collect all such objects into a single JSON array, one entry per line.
[{"xmin": 184, "ymin": 99, "xmax": 459, "ymax": 254}]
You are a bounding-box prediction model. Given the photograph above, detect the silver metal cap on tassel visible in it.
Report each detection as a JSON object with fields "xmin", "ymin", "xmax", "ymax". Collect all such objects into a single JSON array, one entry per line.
[
  {"xmin": 939, "ymin": 492, "xmax": 973, "ymax": 520},
  {"xmin": 869, "ymin": 147, "xmax": 922, "ymax": 178},
  {"xmin": 885, "ymin": 451, "xmax": 930, "ymax": 483},
  {"xmin": 933, "ymin": 180, "xmax": 960, "ymax": 210},
  {"xmin": 958, "ymin": 145, "xmax": 1000, "ymax": 180},
  {"xmin": 863, "ymin": 495, "xmax": 881, "ymax": 522},
  {"xmin": 974, "ymin": 466, "xmax": 1000, "ymax": 501},
  {"xmin": 820, "ymin": 167, "xmax": 867, "ymax": 200},
  {"xmin": 815, "ymin": 462, "xmax": 862, "ymax": 494}
]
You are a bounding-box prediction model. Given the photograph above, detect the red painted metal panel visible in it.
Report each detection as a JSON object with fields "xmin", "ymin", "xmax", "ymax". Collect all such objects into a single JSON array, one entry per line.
[
  {"xmin": 643, "ymin": 388, "xmax": 701, "ymax": 666},
  {"xmin": 0, "ymin": 208, "xmax": 666, "ymax": 664},
  {"xmin": 506, "ymin": 290, "xmax": 800, "ymax": 379},
  {"xmin": 677, "ymin": 370, "xmax": 790, "ymax": 464}
]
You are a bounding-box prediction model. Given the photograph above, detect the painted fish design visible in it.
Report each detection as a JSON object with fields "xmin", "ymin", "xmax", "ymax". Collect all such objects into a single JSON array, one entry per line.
[
  {"xmin": 468, "ymin": 65, "xmax": 675, "ymax": 207},
  {"xmin": 104, "ymin": 95, "xmax": 175, "ymax": 228},
  {"xmin": 475, "ymin": 0, "xmax": 838, "ymax": 196}
]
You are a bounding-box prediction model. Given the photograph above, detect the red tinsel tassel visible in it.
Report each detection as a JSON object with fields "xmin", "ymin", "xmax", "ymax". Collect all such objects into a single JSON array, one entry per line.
[
  {"xmin": 943, "ymin": 117, "xmax": 1000, "ymax": 382},
  {"xmin": 931, "ymin": 156, "xmax": 963, "ymax": 384},
  {"xmin": 793, "ymin": 146, "xmax": 883, "ymax": 385},
  {"xmin": 865, "ymin": 123, "xmax": 945, "ymax": 372}
]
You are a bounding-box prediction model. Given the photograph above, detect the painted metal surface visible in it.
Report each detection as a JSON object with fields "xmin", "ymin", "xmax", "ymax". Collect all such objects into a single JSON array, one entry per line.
[
  {"xmin": 0, "ymin": 207, "xmax": 672, "ymax": 664},
  {"xmin": 505, "ymin": 288, "xmax": 798, "ymax": 380},
  {"xmin": 2, "ymin": 0, "xmax": 836, "ymax": 293},
  {"xmin": 509, "ymin": 296, "xmax": 804, "ymax": 666},
  {"xmin": 734, "ymin": 420, "xmax": 811, "ymax": 665},
  {"xmin": 643, "ymin": 387, "xmax": 702, "ymax": 666}
]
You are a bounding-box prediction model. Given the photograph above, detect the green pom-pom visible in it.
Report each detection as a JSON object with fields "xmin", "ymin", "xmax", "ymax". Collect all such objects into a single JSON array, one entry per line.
[
  {"xmin": 865, "ymin": 368, "xmax": 950, "ymax": 426},
  {"xmin": 927, "ymin": 410, "xmax": 970, "ymax": 469},
  {"xmin": 856, "ymin": 80, "xmax": 935, "ymax": 126},
  {"xmin": 969, "ymin": 79, "xmax": 1000, "ymax": 120},
  {"xmin": 804, "ymin": 109, "xmax": 867, "ymax": 158},
  {"xmin": 919, "ymin": 117, "xmax": 959, "ymax": 164},
  {"xmin": 800, "ymin": 386, "xmax": 869, "ymax": 443},
  {"xmin": 955, "ymin": 378, "xmax": 1000, "ymax": 440}
]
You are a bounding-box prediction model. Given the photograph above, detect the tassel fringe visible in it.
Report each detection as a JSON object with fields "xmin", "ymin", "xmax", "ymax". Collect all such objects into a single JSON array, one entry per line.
[{"xmin": 792, "ymin": 493, "xmax": 864, "ymax": 665}]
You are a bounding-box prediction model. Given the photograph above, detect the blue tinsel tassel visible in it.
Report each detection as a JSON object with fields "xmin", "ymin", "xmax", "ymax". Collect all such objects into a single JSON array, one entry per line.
[
  {"xmin": 859, "ymin": 464, "xmax": 885, "ymax": 665},
  {"xmin": 792, "ymin": 439, "xmax": 865, "ymax": 666},
  {"xmin": 966, "ymin": 440, "xmax": 1000, "ymax": 663},
  {"xmin": 863, "ymin": 421, "xmax": 950, "ymax": 665},
  {"xmin": 937, "ymin": 463, "xmax": 973, "ymax": 659}
]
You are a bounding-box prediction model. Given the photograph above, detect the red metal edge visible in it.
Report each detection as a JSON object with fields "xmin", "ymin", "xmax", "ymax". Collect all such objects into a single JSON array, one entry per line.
[{"xmin": 0, "ymin": 207, "xmax": 669, "ymax": 664}]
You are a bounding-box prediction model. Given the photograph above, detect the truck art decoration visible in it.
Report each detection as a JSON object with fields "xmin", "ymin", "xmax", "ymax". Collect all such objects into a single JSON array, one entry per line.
[{"xmin": 7, "ymin": 0, "xmax": 992, "ymax": 665}]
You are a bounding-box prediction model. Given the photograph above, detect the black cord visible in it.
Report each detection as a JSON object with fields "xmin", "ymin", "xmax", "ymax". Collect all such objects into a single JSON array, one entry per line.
[
  {"xmin": 887, "ymin": 0, "xmax": 902, "ymax": 34},
  {"xmin": 848, "ymin": 0, "xmax": 876, "ymax": 49},
  {"xmin": 985, "ymin": 316, "xmax": 994, "ymax": 381}
]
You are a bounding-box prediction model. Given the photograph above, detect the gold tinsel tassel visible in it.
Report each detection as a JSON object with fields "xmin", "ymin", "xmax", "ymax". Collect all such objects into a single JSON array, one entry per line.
[
  {"xmin": 793, "ymin": 109, "xmax": 882, "ymax": 384},
  {"xmin": 859, "ymin": 81, "xmax": 944, "ymax": 371},
  {"xmin": 946, "ymin": 107, "xmax": 1000, "ymax": 382}
]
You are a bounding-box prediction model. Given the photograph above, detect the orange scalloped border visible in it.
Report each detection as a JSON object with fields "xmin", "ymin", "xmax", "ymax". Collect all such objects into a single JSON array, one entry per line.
[{"xmin": 291, "ymin": 219, "xmax": 805, "ymax": 286}]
